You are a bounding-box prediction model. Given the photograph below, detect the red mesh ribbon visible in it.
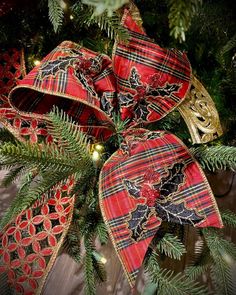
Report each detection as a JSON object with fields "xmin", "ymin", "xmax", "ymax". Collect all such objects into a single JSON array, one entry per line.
[
  {"xmin": 99, "ymin": 129, "xmax": 223, "ymax": 286},
  {"xmin": 0, "ymin": 49, "xmax": 25, "ymax": 108},
  {"xmin": 0, "ymin": 179, "xmax": 75, "ymax": 295},
  {"xmin": 0, "ymin": 8, "xmax": 223, "ymax": 293}
]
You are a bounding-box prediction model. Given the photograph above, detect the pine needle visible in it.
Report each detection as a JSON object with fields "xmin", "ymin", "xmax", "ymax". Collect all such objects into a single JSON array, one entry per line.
[
  {"xmin": 221, "ymin": 209, "xmax": 236, "ymax": 228},
  {"xmin": 190, "ymin": 145, "xmax": 236, "ymax": 171},
  {"xmin": 48, "ymin": 0, "xmax": 64, "ymax": 32},
  {"xmin": 157, "ymin": 233, "xmax": 186, "ymax": 260}
]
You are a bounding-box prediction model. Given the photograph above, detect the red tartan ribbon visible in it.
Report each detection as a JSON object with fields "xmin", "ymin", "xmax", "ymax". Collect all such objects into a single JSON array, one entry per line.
[{"xmin": 0, "ymin": 7, "xmax": 223, "ymax": 293}]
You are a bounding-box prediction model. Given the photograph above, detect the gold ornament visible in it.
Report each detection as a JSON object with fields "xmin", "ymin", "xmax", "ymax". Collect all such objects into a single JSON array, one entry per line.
[{"xmin": 178, "ymin": 75, "xmax": 223, "ymax": 144}]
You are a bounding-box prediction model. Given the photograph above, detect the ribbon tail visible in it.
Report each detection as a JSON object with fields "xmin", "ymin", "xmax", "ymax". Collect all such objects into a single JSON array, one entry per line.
[{"xmin": 99, "ymin": 129, "xmax": 223, "ymax": 287}]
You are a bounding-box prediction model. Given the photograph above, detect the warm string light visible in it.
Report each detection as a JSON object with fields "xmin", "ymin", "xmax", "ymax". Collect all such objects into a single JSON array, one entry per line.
[
  {"xmin": 92, "ymin": 251, "xmax": 107, "ymax": 264},
  {"xmin": 91, "ymin": 143, "xmax": 104, "ymax": 162},
  {"xmin": 33, "ymin": 59, "xmax": 41, "ymax": 66}
]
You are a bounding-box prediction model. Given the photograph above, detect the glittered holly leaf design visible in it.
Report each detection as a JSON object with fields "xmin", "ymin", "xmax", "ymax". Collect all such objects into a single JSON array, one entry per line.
[
  {"xmin": 75, "ymin": 72, "xmax": 97, "ymax": 97},
  {"xmin": 100, "ymin": 94, "xmax": 114, "ymax": 116},
  {"xmin": 128, "ymin": 204, "xmax": 152, "ymax": 241},
  {"xmin": 134, "ymin": 100, "xmax": 149, "ymax": 121},
  {"xmin": 129, "ymin": 67, "xmax": 141, "ymax": 89},
  {"xmin": 124, "ymin": 179, "xmax": 141, "ymax": 199},
  {"xmin": 155, "ymin": 201, "xmax": 204, "ymax": 226},
  {"xmin": 146, "ymin": 132, "xmax": 165, "ymax": 140},
  {"xmin": 154, "ymin": 163, "xmax": 185, "ymax": 199},
  {"xmin": 148, "ymin": 83, "xmax": 181, "ymax": 98},
  {"xmin": 59, "ymin": 47, "xmax": 83, "ymax": 57},
  {"xmin": 90, "ymin": 55, "xmax": 103, "ymax": 74},
  {"xmin": 39, "ymin": 56, "xmax": 77, "ymax": 78},
  {"xmin": 118, "ymin": 93, "xmax": 134, "ymax": 107}
]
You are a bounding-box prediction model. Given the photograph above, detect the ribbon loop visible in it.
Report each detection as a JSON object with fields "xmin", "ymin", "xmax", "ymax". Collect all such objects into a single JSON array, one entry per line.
[
  {"xmin": 114, "ymin": 9, "xmax": 191, "ymax": 125},
  {"xmin": 9, "ymin": 41, "xmax": 117, "ymax": 140}
]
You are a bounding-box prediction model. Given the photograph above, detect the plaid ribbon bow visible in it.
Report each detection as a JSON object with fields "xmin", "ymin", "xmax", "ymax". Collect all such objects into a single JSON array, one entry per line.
[{"xmin": 0, "ymin": 7, "xmax": 223, "ymax": 294}]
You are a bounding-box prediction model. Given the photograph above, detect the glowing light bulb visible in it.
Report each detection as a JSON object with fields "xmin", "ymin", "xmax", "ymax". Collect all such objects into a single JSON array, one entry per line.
[
  {"xmin": 69, "ymin": 15, "xmax": 74, "ymax": 20},
  {"xmin": 92, "ymin": 251, "xmax": 107, "ymax": 264},
  {"xmin": 100, "ymin": 257, "xmax": 107, "ymax": 264},
  {"xmin": 94, "ymin": 143, "xmax": 104, "ymax": 152},
  {"xmin": 33, "ymin": 60, "xmax": 41, "ymax": 66},
  {"xmin": 92, "ymin": 150, "xmax": 100, "ymax": 162}
]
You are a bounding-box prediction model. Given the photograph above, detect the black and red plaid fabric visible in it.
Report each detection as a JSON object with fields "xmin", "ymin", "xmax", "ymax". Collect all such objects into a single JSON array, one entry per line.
[
  {"xmin": 1, "ymin": 6, "xmax": 223, "ymax": 292},
  {"xmin": 99, "ymin": 129, "xmax": 223, "ymax": 287},
  {"xmin": 9, "ymin": 41, "xmax": 116, "ymax": 140},
  {"xmin": 113, "ymin": 9, "xmax": 191, "ymax": 125}
]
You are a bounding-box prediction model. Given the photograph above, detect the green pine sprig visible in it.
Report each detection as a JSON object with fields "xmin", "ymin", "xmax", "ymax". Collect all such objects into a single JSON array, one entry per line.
[
  {"xmin": 203, "ymin": 228, "xmax": 236, "ymax": 294},
  {"xmin": 168, "ymin": 0, "xmax": 202, "ymax": 42},
  {"xmin": 72, "ymin": 3, "xmax": 129, "ymax": 41},
  {"xmin": 191, "ymin": 145, "xmax": 236, "ymax": 171},
  {"xmin": 84, "ymin": 234, "xmax": 96, "ymax": 295},
  {"xmin": 48, "ymin": 0, "xmax": 64, "ymax": 33},
  {"xmin": 82, "ymin": 0, "xmax": 128, "ymax": 17},
  {"xmin": 221, "ymin": 209, "xmax": 236, "ymax": 228},
  {"xmin": 156, "ymin": 233, "xmax": 186, "ymax": 260}
]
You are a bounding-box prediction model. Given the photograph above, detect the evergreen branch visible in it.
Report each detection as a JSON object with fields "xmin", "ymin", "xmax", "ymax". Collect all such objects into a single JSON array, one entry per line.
[
  {"xmin": 217, "ymin": 34, "xmax": 236, "ymax": 68},
  {"xmin": 156, "ymin": 233, "xmax": 186, "ymax": 260},
  {"xmin": 203, "ymin": 228, "xmax": 236, "ymax": 262},
  {"xmin": 152, "ymin": 269, "xmax": 207, "ymax": 295},
  {"xmin": 63, "ymin": 223, "xmax": 81, "ymax": 263},
  {"xmin": 84, "ymin": 234, "xmax": 96, "ymax": 295},
  {"xmin": 221, "ymin": 209, "xmax": 236, "ymax": 229},
  {"xmin": 185, "ymin": 264, "xmax": 210, "ymax": 281},
  {"xmin": 0, "ymin": 142, "xmax": 78, "ymax": 173},
  {"xmin": 75, "ymin": 5, "xmax": 129, "ymax": 42},
  {"xmin": 96, "ymin": 221, "xmax": 108, "ymax": 245},
  {"xmin": 82, "ymin": 0, "xmax": 128, "ymax": 17},
  {"xmin": 0, "ymin": 165, "xmax": 24, "ymax": 187},
  {"xmin": 203, "ymin": 229, "xmax": 236, "ymax": 294},
  {"xmin": 210, "ymin": 261, "xmax": 233, "ymax": 295},
  {"xmin": 145, "ymin": 251, "xmax": 207, "ymax": 295},
  {"xmin": 145, "ymin": 251, "xmax": 161, "ymax": 277},
  {"xmin": 92, "ymin": 252, "xmax": 107, "ymax": 283},
  {"xmin": 48, "ymin": 107, "xmax": 94, "ymax": 171},
  {"xmin": 191, "ymin": 145, "xmax": 236, "ymax": 171},
  {"xmin": 48, "ymin": 0, "xmax": 64, "ymax": 32},
  {"xmin": 185, "ymin": 244, "xmax": 212, "ymax": 280},
  {"xmin": 72, "ymin": 2, "xmax": 129, "ymax": 41},
  {"xmin": 0, "ymin": 128, "xmax": 17, "ymax": 144},
  {"xmin": 89, "ymin": 12, "xmax": 130, "ymax": 41},
  {"xmin": 168, "ymin": 0, "xmax": 202, "ymax": 42}
]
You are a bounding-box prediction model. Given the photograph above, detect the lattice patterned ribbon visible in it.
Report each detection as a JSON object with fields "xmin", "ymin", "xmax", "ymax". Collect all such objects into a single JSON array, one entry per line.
[{"xmin": 0, "ymin": 6, "xmax": 223, "ymax": 293}]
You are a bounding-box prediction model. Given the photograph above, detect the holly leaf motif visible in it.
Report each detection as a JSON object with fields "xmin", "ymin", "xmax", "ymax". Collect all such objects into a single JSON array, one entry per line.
[
  {"xmin": 124, "ymin": 179, "xmax": 141, "ymax": 199},
  {"xmin": 128, "ymin": 204, "xmax": 151, "ymax": 241},
  {"xmin": 148, "ymin": 83, "xmax": 181, "ymax": 97},
  {"xmin": 100, "ymin": 94, "xmax": 114, "ymax": 116},
  {"xmin": 118, "ymin": 93, "xmax": 134, "ymax": 107},
  {"xmin": 75, "ymin": 72, "xmax": 97, "ymax": 97},
  {"xmin": 39, "ymin": 56, "xmax": 77, "ymax": 78},
  {"xmin": 129, "ymin": 67, "xmax": 141, "ymax": 89},
  {"xmin": 154, "ymin": 163, "xmax": 185, "ymax": 199},
  {"xmin": 155, "ymin": 201, "xmax": 204, "ymax": 226},
  {"xmin": 134, "ymin": 101, "xmax": 149, "ymax": 121}
]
